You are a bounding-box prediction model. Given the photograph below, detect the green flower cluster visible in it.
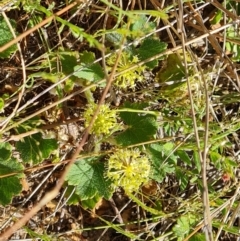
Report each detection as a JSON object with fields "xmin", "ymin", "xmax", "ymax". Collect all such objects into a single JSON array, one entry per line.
[
  {"xmin": 107, "ymin": 52, "xmax": 146, "ymax": 89},
  {"xmin": 106, "ymin": 149, "xmax": 151, "ymax": 193},
  {"xmin": 84, "ymin": 103, "xmax": 118, "ymax": 136}
]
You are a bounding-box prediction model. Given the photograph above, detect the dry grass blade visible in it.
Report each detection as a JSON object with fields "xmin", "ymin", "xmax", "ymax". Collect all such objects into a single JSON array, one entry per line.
[
  {"xmin": 0, "ymin": 0, "xmax": 17, "ymax": 12},
  {"xmin": 0, "ymin": 11, "xmax": 27, "ymax": 130},
  {"xmin": 0, "ymin": 0, "xmax": 240, "ymax": 240},
  {"xmin": 176, "ymin": 1, "xmax": 213, "ymax": 240},
  {"xmin": 0, "ymin": 14, "xmax": 125, "ymax": 240},
  {"xmin": 0, "ymin": 0, "xmax": 81, "ymax": 53}
]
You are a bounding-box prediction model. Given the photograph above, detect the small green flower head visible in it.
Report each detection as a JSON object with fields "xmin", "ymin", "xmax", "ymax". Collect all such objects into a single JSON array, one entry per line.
[
  {"xmin": 106, "ymin": 149, "xmax": 151, "ymax": 193},
  {"xmin": 107, "ymin": 52, "xmax": 146, "ymax": 89},
  {"xmin": 84, "ymin": 103, "xmax": 118, "ymax": 136}
]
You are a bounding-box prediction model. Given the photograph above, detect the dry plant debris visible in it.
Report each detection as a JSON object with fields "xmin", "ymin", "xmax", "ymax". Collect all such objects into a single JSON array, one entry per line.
[{"xmin": 0, "ymin": 0, "xmax": 240, "ymax": 240}]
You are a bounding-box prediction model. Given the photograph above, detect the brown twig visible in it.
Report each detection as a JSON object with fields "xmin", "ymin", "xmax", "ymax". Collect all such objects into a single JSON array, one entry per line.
[
  {"xmin": 4, "ymin": 117, "xmax": 82, "ymax": 142},
  {"xmin": 0, "ymin": 12, "xmax": 27, "ymax": 131},
  {"xmin": 0, "ymin": 19, "xmax": 126, "ymax": 241},
  {"xmin": 177, "ymin": 1, "xmax": 213, "ymax": 240},
  {"xmin": 187, "ymin": 1, "xmax": 240, "ymax": 89},
  {"xmin": 0, "ymin": 0, "xmax": 82, "ymax": 53}
]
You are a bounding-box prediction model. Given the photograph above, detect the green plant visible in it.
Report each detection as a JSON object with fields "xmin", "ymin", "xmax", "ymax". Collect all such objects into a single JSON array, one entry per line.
[
  {"xmin": 106, "ymin": 148, "xmax": 151, "ymax": 193},
  {"xmin": 210, "ymin": 0, "xmax": 240, "ymax": 61},
  {"xmin": 83, "ymin": 103, "xmax": 119, "ymax": 136},
  {"xmin": 0, "ymin": 1, "xmax": 239, "ymax": 240},
  {"xmin": 0, "ymin": 16, "xmax": 18, "ymax": 58},
  {"xmin": 106, "ymin": 52, "xmax": 146, "ymax": 89}
]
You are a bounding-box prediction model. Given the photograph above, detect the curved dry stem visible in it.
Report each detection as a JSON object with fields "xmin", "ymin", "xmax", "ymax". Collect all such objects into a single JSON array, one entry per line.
[
  {"xmin": 0, "ymin": 19, "xmax": 126, "ymax": 241},
  {"xmin": 0, "ymin": 12, "xmax": 27, "ymax": 131}
]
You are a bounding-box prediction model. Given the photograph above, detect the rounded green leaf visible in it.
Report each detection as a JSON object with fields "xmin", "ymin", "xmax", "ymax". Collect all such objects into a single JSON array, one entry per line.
[{"xmin": 0, "ymin": 16, "xmax": 18, "ymax": 58}]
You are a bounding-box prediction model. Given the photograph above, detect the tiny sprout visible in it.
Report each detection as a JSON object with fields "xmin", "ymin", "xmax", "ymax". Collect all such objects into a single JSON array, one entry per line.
[
  {"xmin": 106, "ymin": 149, "xmax": 151, "ymax": 193},
  {"xmin": 107, "ymin": 52, "xmax": 146, "ymax": 89},
  {"xmin": 83, "ymin": 103, "xmax": 118, "ymax": 136}
]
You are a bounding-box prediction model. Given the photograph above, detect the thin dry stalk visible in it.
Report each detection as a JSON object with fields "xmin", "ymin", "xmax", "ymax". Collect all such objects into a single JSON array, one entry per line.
[
  {"xmin": 0, "ymin": 12, "xmax": 27, "ymax": 130},
  {"xmin": 214, "ymin": 187, "xmax": 240, "ymax": 240},
  {"xmin": 0, "ymin": 0, "xmax": 82, "ymax": 53},
  {"xmin": 184, "ymin": 185, "xmax": 240, "ymax": 241},
  {"xmin": 187, "ymin": 2, "xmax": 240, "ymax": 90},
  {"xmin": 0, "ymin": 23, "xmax": 126, "ymax": 241},
  {"xmin": 176, "ymin": 1, "xmax": 213, "ymax": 240},
  {"xmin": 0, "ymin": 152, "xmax": 69, "ymax": 231}
]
